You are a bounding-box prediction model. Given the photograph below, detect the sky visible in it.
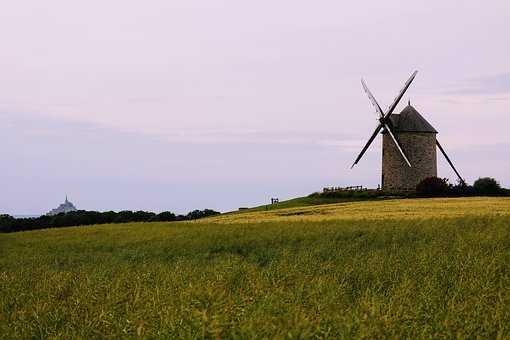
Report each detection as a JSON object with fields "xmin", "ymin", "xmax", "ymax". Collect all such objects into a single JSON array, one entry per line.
[{"xmin": 1, "ymin": 0, "xmax": 509, "ymax": 215}]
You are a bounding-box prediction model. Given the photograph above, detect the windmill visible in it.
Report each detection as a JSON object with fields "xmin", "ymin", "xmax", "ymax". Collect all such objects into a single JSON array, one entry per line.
[{"xmin": 351, "ymin": 70, "xmax": 465, "ymax": 192}]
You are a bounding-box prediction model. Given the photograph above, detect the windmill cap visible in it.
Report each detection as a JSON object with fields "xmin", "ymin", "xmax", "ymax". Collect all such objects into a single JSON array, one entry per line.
[{"xmin": 386, "ymin": 104, "xmax": 438, "ymax": 133}]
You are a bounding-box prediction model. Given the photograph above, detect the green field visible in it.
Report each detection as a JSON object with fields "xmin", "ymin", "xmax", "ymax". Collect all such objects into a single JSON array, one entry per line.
[{"xmin": 1, "ymin": 197, "xmax": 510, "ymax": 338}]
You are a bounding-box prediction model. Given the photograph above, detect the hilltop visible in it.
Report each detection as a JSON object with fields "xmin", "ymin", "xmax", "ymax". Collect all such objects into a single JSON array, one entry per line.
[{"xmin": 233, "ymin": 189, "xmax": 391, "ymax": 213}]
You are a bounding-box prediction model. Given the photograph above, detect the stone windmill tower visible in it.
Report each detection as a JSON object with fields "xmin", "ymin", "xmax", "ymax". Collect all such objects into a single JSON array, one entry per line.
[{"xmin": 351, "ymin": 71, "xmax": 464, "ymax": 192}]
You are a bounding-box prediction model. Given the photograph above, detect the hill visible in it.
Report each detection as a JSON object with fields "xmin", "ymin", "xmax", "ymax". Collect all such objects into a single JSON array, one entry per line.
[
  {"xmin": 1, "ymin": 197, "xmax": 510, "ymax": 338},
  {"xmin": 233, "ymin": 191, "xmax": 388, "ymax": 213}
]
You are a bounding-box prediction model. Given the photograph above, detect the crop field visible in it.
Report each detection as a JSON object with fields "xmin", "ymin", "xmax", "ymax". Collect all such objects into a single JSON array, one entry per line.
[{"xmin": 1, "ymin": 197, "xmax": 510, "ymax": 338}]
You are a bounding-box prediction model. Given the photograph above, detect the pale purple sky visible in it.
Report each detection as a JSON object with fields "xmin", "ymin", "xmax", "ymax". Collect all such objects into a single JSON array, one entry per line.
[{"xmin": 1, "ymin": 1, "xmax": 509, "ymax": 214}]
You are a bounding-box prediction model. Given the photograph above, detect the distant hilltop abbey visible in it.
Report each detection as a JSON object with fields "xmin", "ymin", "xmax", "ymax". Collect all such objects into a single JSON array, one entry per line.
[{"xmin": 47, "ymin": 196, "xmax": 77, "ymax": 216}]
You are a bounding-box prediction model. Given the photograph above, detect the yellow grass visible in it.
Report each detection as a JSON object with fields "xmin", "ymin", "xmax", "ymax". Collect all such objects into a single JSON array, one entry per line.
[
  {"xmin": 2, "ymin": 197, "xmax": 510, "ymax": 338},
  {"xmin": 203, "ymin": 197, "xmax": 510, "ymax": 224}
]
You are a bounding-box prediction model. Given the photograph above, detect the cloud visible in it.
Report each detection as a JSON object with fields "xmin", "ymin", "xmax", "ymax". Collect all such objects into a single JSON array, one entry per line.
[
  {"xmin": 155, "ymin": 128, "xmax": 363, "ymax": 148},
  {"xmin": 443, "ymin": 73, "xmax": 510, "ymax": 95}
]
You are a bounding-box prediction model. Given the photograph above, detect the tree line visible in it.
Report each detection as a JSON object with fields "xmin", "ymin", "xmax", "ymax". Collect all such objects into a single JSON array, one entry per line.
[
  {"xmin": 0, "ymin": 209, "xmax": 220, "ymax": 233},
  {"xmin": 309, "ymin": 177, "xmax": 508, "ymax": 199},
  {"xmin": 415, "ymin": 177, "xmax": 509, "ymax": 197}
]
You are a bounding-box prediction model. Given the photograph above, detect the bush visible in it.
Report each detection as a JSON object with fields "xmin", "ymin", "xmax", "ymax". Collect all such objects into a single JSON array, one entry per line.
[
  {"xmin": 447, "ymin": 181, "xmax": 476, "ymax": 197},
  {"xmin": 473, "ymin": 177, "xmax": 501, "ymax": 196},
  {"xmin": 416, "ymin": 177, "xmax": 449, "ymax": 197}
]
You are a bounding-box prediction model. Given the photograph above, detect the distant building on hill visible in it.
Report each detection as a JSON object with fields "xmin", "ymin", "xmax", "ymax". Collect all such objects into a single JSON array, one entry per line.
[{"xmin": 47, "ymin": 196, "xmax": 77, "ymax": 216}]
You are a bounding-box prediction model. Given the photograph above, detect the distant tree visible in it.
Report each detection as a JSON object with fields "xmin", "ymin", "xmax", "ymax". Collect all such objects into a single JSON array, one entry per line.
[
  {"xmin": 473, "ymin": 177, "xmax": 501, "ymax": 196},
  {"xmin": 0, "ymin": 214, "xmax": 15, "ymax": 232},
  {"xmin": 175, "ymin": 214, "xmax": 188, "ymax": 221},
  {"xmin": 132, "ymin": 211, "xmax": 156, "ymax": 222},
  {"xmin": 186, "ymin": 209, "xmax": 220, "ymax": 220},
  {"xmin": 1, "ymin": 206, "xmax": 221, "ymax": 233},
  {"xmin": 115, "ymin": 211, "xmax": 135, "ymax": 223},
  {"xmin": 416, "ymin": 177, "xmax": 449, "ymax": 197},
  {"xmin": 100, "ymin": 211, "xmax": 117, "ymax": 224},
  {"xmin": 152, "ymin": 211, "xmax": 176, "ymax": 222}
]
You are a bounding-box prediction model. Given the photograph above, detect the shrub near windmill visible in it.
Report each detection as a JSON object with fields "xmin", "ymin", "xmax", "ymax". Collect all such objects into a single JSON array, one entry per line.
[{"xmin": 351, "ymin": 71, "xmax": 465, "ymax": 192}]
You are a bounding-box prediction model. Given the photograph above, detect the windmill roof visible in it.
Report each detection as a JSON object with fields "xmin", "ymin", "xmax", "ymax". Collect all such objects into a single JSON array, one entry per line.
[{"xmin": 387, "ymin": 104, "xmax": 437, "ymax": 133}]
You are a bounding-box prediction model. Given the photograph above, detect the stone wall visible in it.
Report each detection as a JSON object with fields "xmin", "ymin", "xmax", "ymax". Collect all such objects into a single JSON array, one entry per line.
[{"xmin": 382, "ymin": 132, "xmax": 437, "ymax": 192}]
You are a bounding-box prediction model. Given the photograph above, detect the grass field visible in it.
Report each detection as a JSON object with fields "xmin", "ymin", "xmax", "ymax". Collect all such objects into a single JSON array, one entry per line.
[{"xmin": 1, "ymin": 197, "xmax": 510, "ymax": 338}]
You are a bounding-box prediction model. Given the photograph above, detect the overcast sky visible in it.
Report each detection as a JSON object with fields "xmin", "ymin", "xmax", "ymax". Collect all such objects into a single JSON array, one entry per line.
[{"xmin": 2, "ymin": 0, "xmax": 509, "ymax": 215}]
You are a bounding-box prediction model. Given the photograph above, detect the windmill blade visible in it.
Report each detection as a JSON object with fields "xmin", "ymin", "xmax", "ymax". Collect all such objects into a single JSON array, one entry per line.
[
  {"xmin": 361, "ymin": 78, "xmax": 384, "ymax": 118},
  {"xmin": 383, "ymin": 123, "xmax": 412, "ymax": 167},
  {"xmin": 351, "ymin": 123, "xmax": 383, "ymax": 168},
  {"xmin": 436, "ymin": 139, "xmax": 465, "ymax": 185},
  {"xmin": 384, "ymin": 70, "xmax": 418, "ymax": 119}
]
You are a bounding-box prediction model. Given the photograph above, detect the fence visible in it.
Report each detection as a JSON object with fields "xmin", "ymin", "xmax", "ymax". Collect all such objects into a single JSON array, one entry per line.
[{"xmin": 322, "ymin": 185, "xmax": 367, "ymax": 193}]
